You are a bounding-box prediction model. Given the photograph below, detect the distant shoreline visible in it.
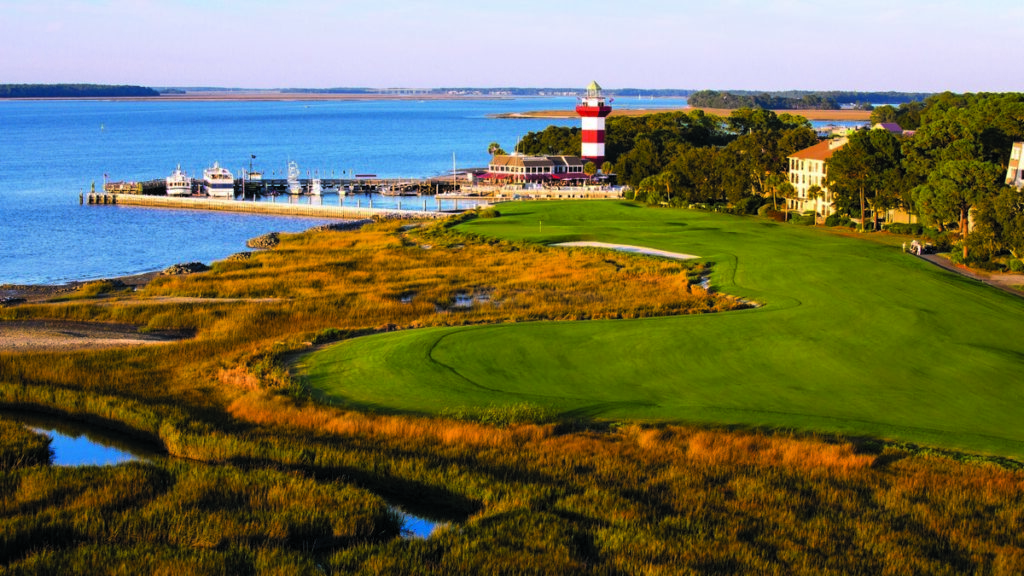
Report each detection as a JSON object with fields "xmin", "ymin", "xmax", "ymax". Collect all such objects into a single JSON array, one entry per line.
[
  {"xmin": 492, "ymin": 107, "xmax": 873, "ymax": 121},
  {"xmin": 0, "ymin": 92, "xmax": 520, "ymax": 103},
  {"xmin": 0, "ymin": 95, "xmax": 874, "ymax": 121}
]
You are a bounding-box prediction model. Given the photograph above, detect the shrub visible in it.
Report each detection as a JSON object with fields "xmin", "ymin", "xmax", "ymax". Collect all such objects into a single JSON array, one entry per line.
[
  {"xmin": 922, "ymin": 228, "xmax": 954, "ymax": 251},
  {"xmin": 311, "ymin": 327, "xmax": 376, "ymax": 345},
  {"xmin": 76, "ymin": 280, "xmax": 121, "ymax": 297},
  {"xmin": 885, "ymin": 223, "xmax": 925, "ymax": 236},
  {"xmin": 948, "ymin": 245, "xmax": 965, "ymax": 264},
  {"xmin": 825, "ymin": 214, "xmax": 856, "ymax": 228},
  {"xmin": 788, "ymin": 212, "xmax": 813, "ymax": 226},
  {"xmin": 1009, "ymin": 259, "xmax": 1024, "ymax": 273},
  {"xmin": 733, "ymin": 196, "xmax": 765, "ymax": 215},
  {"xmin": 756, "ymin": 204, "xmax": 772, "ymax": 217},
  {"xmin": 477, "ymin": 207, "xmax": 501, "ymax": 219}
]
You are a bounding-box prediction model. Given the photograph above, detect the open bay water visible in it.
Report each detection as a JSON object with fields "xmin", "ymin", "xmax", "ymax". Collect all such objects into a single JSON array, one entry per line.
[{"xmin": 1, "ymin": 97, "xmax": 694, "ymax": 285}]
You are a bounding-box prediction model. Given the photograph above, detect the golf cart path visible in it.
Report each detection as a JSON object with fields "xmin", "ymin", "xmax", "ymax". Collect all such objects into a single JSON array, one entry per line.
[{"xmin": 920, "ymin": 254, "xmax": 1024, "ymax": 298}]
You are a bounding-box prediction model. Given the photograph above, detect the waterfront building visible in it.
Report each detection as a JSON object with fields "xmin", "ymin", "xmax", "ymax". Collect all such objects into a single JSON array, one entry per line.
[
  {"xmin": 872, "ymin": 122, "xmax": 916, "ymax": 138},
  {"xmin": 576, "ymin": 81, "xmax": 613, "ymax": 167},
  {"xmin": 1006, "ymin": 142, "xmax": 1024, "ymax": 188},
  {"xmin": 486, "ymin": 155, "xmax": 586, "ymax": 183},
  {"xmin": 787, "ymin": 138, "xmax": 848, "ymax": 218}
]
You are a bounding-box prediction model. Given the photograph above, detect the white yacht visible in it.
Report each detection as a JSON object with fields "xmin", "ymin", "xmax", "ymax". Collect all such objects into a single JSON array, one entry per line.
[
  {"xmin": 203, "ymin": 162, "xmax": 235, "ymax": 198},
  {"xmin": 166, "ymin": 165, "xmax": 192, "ymax": 196},
  {"xmin": 286, "ymin": 161, "xmax": 302, "ymax": 195},
  {"xmin": 309, "ymin": 178, "xmax": 323, "ymax": 196}
]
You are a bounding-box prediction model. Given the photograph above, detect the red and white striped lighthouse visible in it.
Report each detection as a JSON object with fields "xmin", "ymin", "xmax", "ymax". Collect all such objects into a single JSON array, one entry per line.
[{"xmin": 576, "ymin": 81, "xmax": 612, "ymax": 166}]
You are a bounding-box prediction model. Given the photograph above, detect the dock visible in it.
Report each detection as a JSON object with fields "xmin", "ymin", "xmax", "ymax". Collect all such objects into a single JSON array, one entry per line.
[
  {"xmin": 103, "ymin": 176, "xmax": 462, "ymax": 196},
  {"xmin": 85, "ymin": 193, "xmax": 455, "ymax": 220}
]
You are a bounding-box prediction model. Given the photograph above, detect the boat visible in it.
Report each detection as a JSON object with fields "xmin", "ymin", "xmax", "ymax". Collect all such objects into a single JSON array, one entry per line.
[
  {"xmin": 309, "ymin": 177, "xmax": 323, "ymax": 196},
  {"xmin": 165, "ymin": 164, "xmax": 192, "ymax": 196},
  {"xmin": 203, "ymin": 162, "xmax": 235, "ymax": 198},
  {"xmin": 380, "ymin": 184, "xmax": 418, "ymax": 196},
  {"xmin": 286, "ymin": 161, "xmax": 302, "ymax": 195}
]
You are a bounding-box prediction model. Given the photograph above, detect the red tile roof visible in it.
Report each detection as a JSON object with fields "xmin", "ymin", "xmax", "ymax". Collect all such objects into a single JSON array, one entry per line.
[{"xmin": 789, "ymin": 139, "xmax": 845, "ymax": 161}]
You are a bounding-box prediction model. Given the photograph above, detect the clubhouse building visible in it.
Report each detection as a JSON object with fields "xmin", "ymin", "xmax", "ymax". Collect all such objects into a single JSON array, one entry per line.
[{"xmin": 483, "ymin": 154, "xmax": 589, "ymax": 184}]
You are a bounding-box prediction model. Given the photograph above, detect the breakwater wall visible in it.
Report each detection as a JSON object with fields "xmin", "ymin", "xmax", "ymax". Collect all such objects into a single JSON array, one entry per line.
[{"xmin": 85, "ymin": 193, "xmax": 454, "ymax": 220}]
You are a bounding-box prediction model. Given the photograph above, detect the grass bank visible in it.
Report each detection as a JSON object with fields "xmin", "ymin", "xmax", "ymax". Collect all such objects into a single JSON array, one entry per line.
[
  {"xmin": 1, "ymin": 209, "xmax": 1023, "ymax": 573},
  {"xmin": 301, "ymin": 201, "xmax": 1024, "ymax": 458}
]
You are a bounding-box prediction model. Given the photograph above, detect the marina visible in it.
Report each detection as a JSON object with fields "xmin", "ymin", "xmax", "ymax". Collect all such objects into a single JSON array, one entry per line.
[
  {"xmin": 83, "ymin": 192, "xmax": 460, "ymax": 219},
  {"xmin": 0, "ymin": 96, "xmax": 613, "ymax": 285},
  {"xmin": 102, "ymin": 174, "xmax": 463, "ymax": 197}
]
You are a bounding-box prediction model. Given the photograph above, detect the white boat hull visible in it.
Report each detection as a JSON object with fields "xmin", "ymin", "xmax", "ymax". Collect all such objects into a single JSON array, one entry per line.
[{"xmin": 167, "ymin": 185, "xmax": 192, "ymax": 196}]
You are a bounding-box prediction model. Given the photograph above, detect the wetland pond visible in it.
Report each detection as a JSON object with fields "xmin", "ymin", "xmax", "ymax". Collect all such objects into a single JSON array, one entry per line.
[
  {"xmin": 0, "ymin": 410, "xmax": 162, "ymax": 465},
  {"xmin": 1, "ymin": 410, "xmax": 444, "ymax": 538}
]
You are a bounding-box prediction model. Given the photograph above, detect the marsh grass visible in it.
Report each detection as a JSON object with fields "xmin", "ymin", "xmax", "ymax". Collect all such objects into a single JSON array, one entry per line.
[
  {"xmin": 1, "ymin": 217, "xmax": 1023, "ymax": 573},
  {"xmin": 0, "ymin": 420, "xmax": 51, "ymax": 469},
  {"xmin": 0, "ymin": 457, "xmax": 400, "ymax": 572}
]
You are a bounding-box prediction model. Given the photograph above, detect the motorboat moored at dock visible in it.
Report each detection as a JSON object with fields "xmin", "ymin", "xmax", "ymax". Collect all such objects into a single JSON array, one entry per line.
[
  {"xmin": 286, "ymin": 161, "xmax": 302, "ymax": 195},
  {"xmin": 203, "ymin": 162, "xmax": 235, "ymax": 198},
  {"xmin": 166, "ymin": 165, "xmax": 192, "ymax": 196}
]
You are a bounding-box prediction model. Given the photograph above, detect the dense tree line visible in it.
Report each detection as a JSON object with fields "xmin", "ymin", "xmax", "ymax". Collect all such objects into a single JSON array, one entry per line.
[
  {"xmin": 827, "ymin": 92, "xmax": 1024, "ymax": 266},
  {"xmin": 517, "ymin": 108, "xmax": 815, "ymax": 208},
  {"xmin": 869, "ymin": 101, "xmax": 926, "ymax": 130},
  {"xmin": 689, "ymin": 90, "xmax": 840, "ymax": 110},
  {"xmin": 517, "ymin": 92, "xmax": 1024, "ymax": 268},
  {"xmin": 515, "ymin": 126, "xmax": 581, "ymax": 156},
  {"xmin": 690, "ymin": 90, "xmax": 931, "ymax": 106},
  {"xmin": 0, "ymin": 84, "xmax": 159, "ymax": 98}
]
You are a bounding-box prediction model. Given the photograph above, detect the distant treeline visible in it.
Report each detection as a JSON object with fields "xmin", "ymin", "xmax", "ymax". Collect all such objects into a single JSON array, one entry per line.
[
  {"xmin": 689, "ymin": 91, "xmax": 841, "ymax": 110},
  {"xmin": 0, "ymin": 84, "xmax": 159, "ymax": 98},
  {"xmin": 688, "ymin": 90, "xmax": 932, "ymax": 110},
  {"xmin": 280, "ymin": 88, "xmax": 380, "ymax": 94}
]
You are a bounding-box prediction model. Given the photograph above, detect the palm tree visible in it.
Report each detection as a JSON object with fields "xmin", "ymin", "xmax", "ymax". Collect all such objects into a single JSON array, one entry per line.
[{"xmin": 806, "ymin": 184, "xmax": 823, "ymax": 225}]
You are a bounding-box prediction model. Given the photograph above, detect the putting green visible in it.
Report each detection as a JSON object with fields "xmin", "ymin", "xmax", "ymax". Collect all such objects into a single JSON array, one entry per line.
[{"xmin": 299, "ymin": 201, "xmax": 1024, "ymax": 458}]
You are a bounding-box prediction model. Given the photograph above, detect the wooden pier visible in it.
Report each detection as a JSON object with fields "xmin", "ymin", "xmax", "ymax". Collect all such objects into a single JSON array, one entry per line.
[
  {"xmin": 85, "ymin": 194, "xmax": 454, "ymax": 220},
  {"xmin": 103, "ymin": 179, "xmax": 166, "ymax": 195},
  {"xmin": 101, "ymin": 176, "xmax": 464, "ymax": 197}
]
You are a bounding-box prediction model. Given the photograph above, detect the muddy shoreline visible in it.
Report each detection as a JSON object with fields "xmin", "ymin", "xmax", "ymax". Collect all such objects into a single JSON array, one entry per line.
[{"xmin": 1, "ymin": 272, "xmax": 161, "ymax": 305}]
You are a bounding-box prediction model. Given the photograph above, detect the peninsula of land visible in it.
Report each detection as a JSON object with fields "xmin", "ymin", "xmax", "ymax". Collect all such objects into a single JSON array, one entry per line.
[{"xmin": 492, "ymin": 107, "xmax": 873, "ymax": 121}]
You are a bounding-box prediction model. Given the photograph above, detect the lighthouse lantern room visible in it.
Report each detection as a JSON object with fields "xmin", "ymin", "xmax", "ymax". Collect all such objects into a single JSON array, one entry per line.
[{"xmin": 576, "ymin": 81, "xmax": 613, "ymax": 167}]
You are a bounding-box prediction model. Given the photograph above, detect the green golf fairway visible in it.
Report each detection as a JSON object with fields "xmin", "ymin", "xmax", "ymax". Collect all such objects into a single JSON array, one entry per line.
[{"xmin": 298, "ymin": 201, "xmax": 1024, "ymax": 458}]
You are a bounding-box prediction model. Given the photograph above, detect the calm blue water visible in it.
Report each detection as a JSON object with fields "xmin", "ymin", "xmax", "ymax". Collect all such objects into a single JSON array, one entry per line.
[
  {"xmin": 2, "ymin": 97, "xmax": 692, "ymax": 285},
  {"xmin": 0, "ymin": 410, "xmax": 160, "ymax": 465}
]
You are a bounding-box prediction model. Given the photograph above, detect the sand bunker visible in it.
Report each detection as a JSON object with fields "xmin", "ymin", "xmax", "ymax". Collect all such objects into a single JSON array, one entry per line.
[{"xmin": 552, "ymin": 242, "xmax": 699, "ymax": 260}]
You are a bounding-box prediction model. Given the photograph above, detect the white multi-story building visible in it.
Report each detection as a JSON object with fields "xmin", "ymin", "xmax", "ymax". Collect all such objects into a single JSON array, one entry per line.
[
  {"xmin": 787, "ymin": 137, "xmax": 848, "ymax": 218},
  {"xmin": 1006, "ymin": 142, "xmax": 1024, "ymax": 188}
]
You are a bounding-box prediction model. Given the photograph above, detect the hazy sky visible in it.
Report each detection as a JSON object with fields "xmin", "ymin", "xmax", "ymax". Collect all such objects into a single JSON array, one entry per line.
[{"xmin": 1, "ymin": 0, "xmax": 1018, "ymax": 91}]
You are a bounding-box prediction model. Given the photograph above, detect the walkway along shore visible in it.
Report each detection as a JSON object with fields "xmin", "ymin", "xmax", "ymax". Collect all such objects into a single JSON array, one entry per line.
[{"xmin": 85, "ymin": 193, "xmax": 455, "ymax": 220}]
